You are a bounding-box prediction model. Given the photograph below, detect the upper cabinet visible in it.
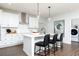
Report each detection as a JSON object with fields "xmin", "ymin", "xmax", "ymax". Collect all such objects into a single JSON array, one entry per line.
[
  {"xmin": 0, "ymin": 11, "xmax": 19, "ymax": 27},
  {"xmin": 19, "ymin": 12, "xmax": 29, "ymax": 24},
  {"xmin": 29, "ymin": 16, "xmax": 39, "ymax": 29}
]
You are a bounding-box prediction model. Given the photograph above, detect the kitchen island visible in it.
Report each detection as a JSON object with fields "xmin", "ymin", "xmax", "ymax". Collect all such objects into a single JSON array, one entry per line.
[{"xmin": 23, "ymin": 33, "xmax": 53, "ymax": 56}]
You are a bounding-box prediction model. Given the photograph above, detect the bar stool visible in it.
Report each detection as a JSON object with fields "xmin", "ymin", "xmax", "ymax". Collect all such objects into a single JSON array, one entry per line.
[
  {"xmin": 34, "ymin": 34, "xmax": 50, "ymax": 56},
  {"xmin": 49, "ymin": 34, "xmax": 58, "ymax": 55},
  {"xmin": 56, "ymin": 33, "xmax": 64, "ymax": 49}
]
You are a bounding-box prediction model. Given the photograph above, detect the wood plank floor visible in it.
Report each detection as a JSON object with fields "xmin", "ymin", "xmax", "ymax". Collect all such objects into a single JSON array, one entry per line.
[
  {"xmin": 35, "ymin": 42, "xmax": 79, "ymax": 56},
  {"xmin": 0, "ymin": 42, "xmax": 79, "ymax": 56},
  {"xmin": 0, "ymin": 44, "xmax": 27, "ymax": 56}
]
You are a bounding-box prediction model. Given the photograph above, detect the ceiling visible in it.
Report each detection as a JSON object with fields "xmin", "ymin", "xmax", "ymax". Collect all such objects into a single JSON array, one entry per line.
[{"xmin": 0, "ymin": 3, "xmax": 79, "ymax": 18}]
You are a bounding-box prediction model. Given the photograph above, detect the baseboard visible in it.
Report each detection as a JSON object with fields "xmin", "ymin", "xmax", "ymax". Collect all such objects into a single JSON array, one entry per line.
[
  {"xmin": 63, "ymin": 41, "xmax": 71, "ymax": 44},
  {"xmin": 0, "ymin": 42, "xmax": 23, "ymax": 48}
]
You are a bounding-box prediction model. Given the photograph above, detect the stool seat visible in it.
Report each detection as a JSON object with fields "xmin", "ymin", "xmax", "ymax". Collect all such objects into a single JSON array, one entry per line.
[
  {"xmin": 49, "ymin": 40, "xmax": 56, "ymax": 44},
  {"xmin": 56, "ymin": 39, "xmax": 60, "ymax": 41},
  {"xmin": 35, "ymin": 41, "xmax": 45, "ymax": 47}
]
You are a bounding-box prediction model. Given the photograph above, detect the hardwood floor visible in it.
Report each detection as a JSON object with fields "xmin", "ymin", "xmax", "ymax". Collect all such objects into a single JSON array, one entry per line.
[
  {"xmin": 1, "ymin": 42, "xmax": 79, "ymax": 56},
  {"xmin": 35, "ymin": 42, "xmax": 79, "ymax": 56},
  {"xmin": 0, "ymin": 44, "xmax": 27, "ymax": 56}
]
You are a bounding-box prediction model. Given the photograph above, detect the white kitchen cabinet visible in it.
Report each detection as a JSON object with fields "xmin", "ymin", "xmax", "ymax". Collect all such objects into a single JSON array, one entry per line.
[
  {"xmin": 5, "ymin": 34, "xmax": 23, "ymax": 43},
  {"xmin": 29, "ymin": 16, "xmax": 38, "ymax": 28},
  {"xmin": 0, "ymin": 33, "xmax": 23, "ymax": 48},
  {"xmin": 0, "ymin": 11, "xmax": 19, "ymax": 27}
]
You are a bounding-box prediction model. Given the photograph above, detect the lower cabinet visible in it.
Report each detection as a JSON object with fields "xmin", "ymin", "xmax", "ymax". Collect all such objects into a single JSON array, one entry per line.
[{"xmin": 0, "ymin": 34, "xmax": 23, "ymax": 48}]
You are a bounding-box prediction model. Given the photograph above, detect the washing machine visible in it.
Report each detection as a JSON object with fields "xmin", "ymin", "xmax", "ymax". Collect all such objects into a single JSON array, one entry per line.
[{"xmin": 71, "ymin": 27, "xmax": 79, "ymax": 42}]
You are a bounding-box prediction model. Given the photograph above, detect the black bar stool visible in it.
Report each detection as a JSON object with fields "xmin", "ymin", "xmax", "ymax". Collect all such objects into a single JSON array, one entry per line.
[
  {"xmin": 49, "ymin": 34, "xmax": 58, "ymax": 55},
  {"xmin": 34, "ymin": 34, "xmax": 50, "ymax": 56},
  {"xmin": 56, "ymin": 33, "xmax": 64, "ymax": 49}
]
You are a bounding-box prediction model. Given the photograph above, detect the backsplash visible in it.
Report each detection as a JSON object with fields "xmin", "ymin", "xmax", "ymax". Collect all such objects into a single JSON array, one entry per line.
[
  {"xmin": 2, "ymin": 27, "xmax": 17, "ymax": 34},
  {"xmin": 6, "ymin": 28, "xmax": 16, "ymax": 34}
]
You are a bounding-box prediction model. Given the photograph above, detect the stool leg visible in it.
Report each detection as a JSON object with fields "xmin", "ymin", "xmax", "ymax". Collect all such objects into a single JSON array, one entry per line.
[
  {"xmin": 39, "ymin": 46, "xmax": 41, "ymax": 53},
  {"xmin": 53, "ymin": 44, "xmax": 55, "ymax": 55},
  {"xmin": 61, "ymin": 42, "xmax": 63, "ymax": 49},
  {"xmin": 44, "ymin": 47, "xmax": 46, "ymax": 56},
  {"xmin": 34, "ymin": 45, "xmax": 36, "ymax": 54},
  {"xmin": 48, "ymin": 45, "xmax": 50, "ymax": 55},
  {"xmin": 56, "ymin": 42, "xmax": 58, "ymax": 51}
]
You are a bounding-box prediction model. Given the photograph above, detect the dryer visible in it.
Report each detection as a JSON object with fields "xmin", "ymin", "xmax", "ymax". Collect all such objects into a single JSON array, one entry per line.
[{"xmin": 71, "ymin": 26, "xmax": 79, "ymax": 42}]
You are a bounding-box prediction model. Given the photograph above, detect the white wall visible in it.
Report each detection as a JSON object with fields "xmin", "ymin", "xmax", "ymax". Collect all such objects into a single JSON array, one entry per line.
[
  {"xmin": 45, "ymin": 10, "xmax": 79, "ymax": 44},
  {"xmin": 38, "ymin": 17, "xmax": 54, "ymax": 34},
  {"xmin": 29, "ymin": 16, "xmax": 38, "ymax": 29},
  {"xmin": 17, "ymin": 24, "xmax": 30, "ymax": 34},
  {"xmin": 38, "ymin": 17, "xmax": 48, "ymax": 33},
  {"xmin": 71, "ymin": 18, "xmax": 79, "ymax": 28},
  {"xmin": 46, "ymin": 19, "xmax": 54, "ymax": 34},
  {"xmin": 51, "ymin": 10, "xmax": 79, "ymax": 44}
]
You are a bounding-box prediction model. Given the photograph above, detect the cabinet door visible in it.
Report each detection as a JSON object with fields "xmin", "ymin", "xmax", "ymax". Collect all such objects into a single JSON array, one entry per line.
[
  {"xmin": 1, "ymin": 12, "xmax": 19, "ymax": 27},
  {"xmin": 29, "ymin": 16, "xmax": 38, "ymax": 28},
  {"xmin": 9, "ymin": 13, "xmax": 19, "ymax": 27}
]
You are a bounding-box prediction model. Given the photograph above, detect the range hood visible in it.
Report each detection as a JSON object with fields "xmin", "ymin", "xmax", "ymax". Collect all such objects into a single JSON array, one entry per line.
[{"xmin": 19, "ymin": 12, "xmax": 27, "ymax": 24}]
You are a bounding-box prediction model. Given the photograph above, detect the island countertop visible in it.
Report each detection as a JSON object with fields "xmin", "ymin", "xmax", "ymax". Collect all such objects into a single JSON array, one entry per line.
[
  {"xmin": 23, "ymin": 33, "xmax": 46, "ymax": 37},
  {"xmin": 23, "ymin": 33, "xmax": 54, "ymax": 56},
  {"xmin": 23, "ymin": 33, "xmax": 54, "ymax": 38}
]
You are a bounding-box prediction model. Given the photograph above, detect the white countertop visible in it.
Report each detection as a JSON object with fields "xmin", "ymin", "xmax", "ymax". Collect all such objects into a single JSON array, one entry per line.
[
  {"xmin": 23, "ymin": 33, "xmax": 45, "ymax": 37},
  {"xmin": 23, "ymin": 33, "xmax": 54, "ymax": 38}
]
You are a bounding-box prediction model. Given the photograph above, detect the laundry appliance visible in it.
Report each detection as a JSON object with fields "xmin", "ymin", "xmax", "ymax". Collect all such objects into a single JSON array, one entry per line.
[{"xmin": 71, "ymin": 25, "xmax": 79, "ymax": 42}]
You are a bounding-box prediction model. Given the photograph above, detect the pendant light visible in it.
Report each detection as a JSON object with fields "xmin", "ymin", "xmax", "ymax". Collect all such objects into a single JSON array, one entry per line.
[
  {"xmin": 37, "ymin": 3, "xmax": 40, "ymax": 19},
  {"xmin": 48, "ymin": 6, "xmax": 51, "ymax": 22}
]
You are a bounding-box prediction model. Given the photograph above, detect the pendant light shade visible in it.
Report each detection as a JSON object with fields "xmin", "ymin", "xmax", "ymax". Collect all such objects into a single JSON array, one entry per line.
[{"xmin": 48, "ymin": 6, "xmax": 51, "ymax": 22}]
